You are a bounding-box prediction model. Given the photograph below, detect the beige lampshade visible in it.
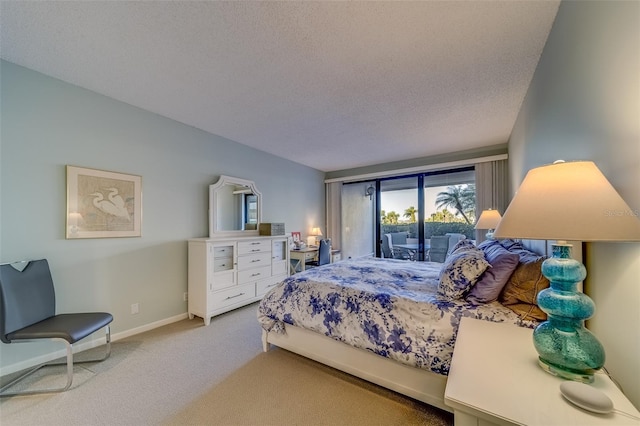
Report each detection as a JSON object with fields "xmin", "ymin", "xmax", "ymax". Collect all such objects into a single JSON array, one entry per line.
[
  {"xmin": 493, "ymin": 161, "xmax": 640, "ymax": 242},
  {"xmin": 475, "ymin": 209, "xmax": 502, "ymax": 230},
  {"xmin": 310, "ymin": 227, "xmax": 323, "ymax": 236}
]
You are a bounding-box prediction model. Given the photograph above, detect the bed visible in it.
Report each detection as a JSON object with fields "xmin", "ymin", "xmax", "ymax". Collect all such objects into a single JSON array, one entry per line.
[{"xmin": 258, "ymin": 239, "xmax": 572, "ymax": 412}]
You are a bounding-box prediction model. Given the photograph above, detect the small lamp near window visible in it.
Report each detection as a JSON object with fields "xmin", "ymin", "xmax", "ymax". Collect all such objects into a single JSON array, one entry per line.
[
  {"xmin": 307, "ymin": 227, "xmax": 323, "ymax": 247},
  {"xmin": 493, "ymin": 160, "xmax": 640, "ymax": 383},
  {"xmin": 475, "ymin": 209, "xmax": 502, "ymax": 239}
]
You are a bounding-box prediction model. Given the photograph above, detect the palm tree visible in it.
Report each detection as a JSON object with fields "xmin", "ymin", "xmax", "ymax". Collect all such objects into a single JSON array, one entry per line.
[
  {"xmin": 386, "ymin": 211, "xmax": 400, "ymax": 224},
  {"xmin": 435, "ymin": 185, "xmax": 475, "ymax": 224},
  {"xmin": 403, "ymin": 206, "xmax": 417, "ymax": 223},
  {"xmin": 427, "ymin": 209, "xmax": 457, "ymax": 223},
  {"xmin": 381, "ymin": 210, "xmax": 387, "ymax": 224}
]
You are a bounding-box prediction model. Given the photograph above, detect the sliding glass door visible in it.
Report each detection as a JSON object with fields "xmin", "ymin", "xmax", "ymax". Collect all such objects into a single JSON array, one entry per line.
[
  {"xmin": 378, "ymin": 167, "xmax": 476, "ymax": 261},
  {"xmin": 379, "ymin": 176, "xmax": 423, "ymax": 260},
  {"xmin": 341, "ymin": 166, "xmax": 476, "ymax": 262}
]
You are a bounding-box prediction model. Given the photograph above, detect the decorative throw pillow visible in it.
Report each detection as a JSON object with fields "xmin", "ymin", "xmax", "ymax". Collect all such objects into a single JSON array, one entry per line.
[
  {"xmin": 450, "ymin": 239, "xmax": 476, "ymax": 254},
  {"xmin": 499, "ymin": 255, "xmax": 550, "ymax": 321},
  {"xmin": 467, "ymin": 244, "xmax": 520, "ymax": 304},
  {"xmin": 438, "ymin": 247, "xmax": 490, "ymax": 299}
]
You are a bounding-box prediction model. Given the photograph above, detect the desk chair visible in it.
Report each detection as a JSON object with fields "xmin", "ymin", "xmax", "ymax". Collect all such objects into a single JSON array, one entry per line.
[
  {"xmin": 0, "ymin": 259, "xmax": 113, "ymax": 396},
  {"xmin": 305, "ymin": 239, "xmax": 331, "ymax": 268}
]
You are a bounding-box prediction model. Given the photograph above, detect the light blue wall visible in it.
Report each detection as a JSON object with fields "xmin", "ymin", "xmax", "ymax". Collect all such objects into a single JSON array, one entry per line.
[
  {"xmin": 509, "ymin": 1, "xmax": 640, "ymax": 408},
  {"xmin": 0, "ymin": 60, "xmax": 325, "ymax": 369}
]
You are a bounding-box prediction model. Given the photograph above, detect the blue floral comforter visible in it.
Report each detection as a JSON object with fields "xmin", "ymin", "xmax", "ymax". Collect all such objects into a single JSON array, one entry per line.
[{"xmin": 257, "ymin": 257, "xmax": 536, "ymax": 376}]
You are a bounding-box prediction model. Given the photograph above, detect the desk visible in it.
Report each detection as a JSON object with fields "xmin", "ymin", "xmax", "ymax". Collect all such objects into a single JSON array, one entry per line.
[
  {"xmin": 290, "ymin": 248, "xmax": 341, "ymax": 274},
  {"xmin": 445, "ymin": 318, "xmax": 640, "ymax": 426},
  {"xmin": 290, "ymin": 247, "xmax": 318, "ymax": 273}
]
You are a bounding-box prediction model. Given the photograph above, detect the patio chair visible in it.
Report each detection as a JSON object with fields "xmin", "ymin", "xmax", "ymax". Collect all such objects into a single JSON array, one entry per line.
[{"xmin": 427, "ymin": 236, "xmax": 450, "ymax": 263}]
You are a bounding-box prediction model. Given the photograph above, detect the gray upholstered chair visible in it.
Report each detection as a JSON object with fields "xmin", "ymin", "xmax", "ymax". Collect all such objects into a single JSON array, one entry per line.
[{"xmin": 0, "ymin": 259, "xmax": 113, "ymax": 397}]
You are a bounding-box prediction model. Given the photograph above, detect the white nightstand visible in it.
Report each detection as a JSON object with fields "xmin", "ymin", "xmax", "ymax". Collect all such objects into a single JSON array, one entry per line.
[{"xmin": 445, "ymin": 317, "xmax": 640, "ymax": 426}]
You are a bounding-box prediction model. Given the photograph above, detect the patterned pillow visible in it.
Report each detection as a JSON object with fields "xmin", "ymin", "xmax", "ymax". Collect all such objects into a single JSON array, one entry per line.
[
  {"xmin": 437, "ymin": 247, "xmax": 490, "ymax": 299},
  {"xmin": 450, "ymin": 239, "xmax": 476, "ymax": 254}
]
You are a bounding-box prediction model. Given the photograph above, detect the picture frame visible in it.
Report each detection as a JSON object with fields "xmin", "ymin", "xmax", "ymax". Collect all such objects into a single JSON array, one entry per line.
[
  {"xmin": 66, "ymin": 165, "xmax": 142, "ymax": 239},
  {"xmin": 291, "ymin": 232, "xmax": 301, "ymax": 243}
]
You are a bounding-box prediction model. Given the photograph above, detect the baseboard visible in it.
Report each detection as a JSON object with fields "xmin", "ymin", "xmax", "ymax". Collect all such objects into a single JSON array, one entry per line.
[
  {"xmin": 111, "ymin": 312, "xmax": 188, "ymax": 342},
  {"xmin": 0, "ymin": 312, "xmax": 189, "ymax": 377}
]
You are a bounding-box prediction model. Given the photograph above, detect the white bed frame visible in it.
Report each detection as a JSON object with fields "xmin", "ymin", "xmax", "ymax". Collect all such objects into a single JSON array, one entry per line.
[
  {"xmin": 261, "ymin": 326, "xmax": 449, "ymax": 411},
  {"xmin": 261, "ymin": 240, "xmax": 582, "ymax": 412}
]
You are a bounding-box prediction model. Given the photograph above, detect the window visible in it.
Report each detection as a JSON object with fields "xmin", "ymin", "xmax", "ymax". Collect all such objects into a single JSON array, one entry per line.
[{"xmin": 378, "ymin": 167, "xmax": 475, "ymax": 261}]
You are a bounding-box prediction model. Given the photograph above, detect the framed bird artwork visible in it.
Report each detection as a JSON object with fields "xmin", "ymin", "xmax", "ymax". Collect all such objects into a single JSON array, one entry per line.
[{"xmin": 66, "ymin": 165, "xmax": 142, "ymax": 239}]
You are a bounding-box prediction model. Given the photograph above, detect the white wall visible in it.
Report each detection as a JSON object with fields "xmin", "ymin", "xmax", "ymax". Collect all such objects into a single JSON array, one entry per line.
[
  {"xmin": 0, "ymin": 60, "xmax": 325, "ymax": 370},
  {"xmin": 509, "ymin": 1, "xmax": 640, "ymax": 408}
]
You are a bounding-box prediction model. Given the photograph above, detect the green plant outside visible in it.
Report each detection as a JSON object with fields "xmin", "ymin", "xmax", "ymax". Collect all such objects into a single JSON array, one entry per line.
[{"xmin": 381, "ymin": 222, "xmax": 475, "ymax": 239}]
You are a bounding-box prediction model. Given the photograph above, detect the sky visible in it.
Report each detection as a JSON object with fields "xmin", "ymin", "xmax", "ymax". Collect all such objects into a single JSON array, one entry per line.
[{"xmin": 381, "ymin": 186, "xmax": 447, "ymax": 219}]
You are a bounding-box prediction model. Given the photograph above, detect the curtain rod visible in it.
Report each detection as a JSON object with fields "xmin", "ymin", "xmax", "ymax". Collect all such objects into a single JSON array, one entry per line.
[{"xmin": 324, "ymin": 154, "xmax": 508, "ymax": 184}]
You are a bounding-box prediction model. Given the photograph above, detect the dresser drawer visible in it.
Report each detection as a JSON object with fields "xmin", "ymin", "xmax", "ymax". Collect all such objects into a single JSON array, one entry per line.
[
  {"xmin": 256, "ymin": 275, "xmax": 283, "ymax": 297},
  {"xmin": 209, "ymin": 283, "xmax": 255, "ymax": 310},
  {"xmin": 238, "ymin": 265, "xmax": 271, "ymax": 284},
  {"xmin": 237, "ymin": 252, "xmax": 271, "ymax": 270},
  {"xmin": 212, "ymin": 245, "xmax": 234, "ymax": 258},
  {"xmin": 213, "ymin": 257, "xmax": 234, "ymax": 272},
  {"xmin": 238, "ymin": 240, "xmax": 271, "ymax": 255}
]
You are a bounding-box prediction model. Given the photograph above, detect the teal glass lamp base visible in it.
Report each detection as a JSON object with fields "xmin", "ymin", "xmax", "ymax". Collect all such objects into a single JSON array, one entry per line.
[
  {"xmin": 532, "ymin": 243, "xmax": 605, "ymax": 383},
  {"xmin": 538, "ymin": 353, "xmax": 599, "ymax": 383}
]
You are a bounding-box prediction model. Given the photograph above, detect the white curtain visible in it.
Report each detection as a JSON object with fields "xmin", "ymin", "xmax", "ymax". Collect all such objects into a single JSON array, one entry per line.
[
  {"xmin": 340, "ymin": 181, "xmax": 376, "ymax": 259},
  {"xmin": 475, "ymin": 159, "xmax": 509, "ymax": 242},
  {"xmin": 326, "ymin": 181, "xmax": 342, "ymax": 250}
]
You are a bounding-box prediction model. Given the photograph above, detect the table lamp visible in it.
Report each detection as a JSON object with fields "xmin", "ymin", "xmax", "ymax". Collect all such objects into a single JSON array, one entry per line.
[
  {"xmin": 475, "ymin": 209, "xmax": 502, "ymax": 239},
  {"xmin": 493, "ymin": 160, "xmax": 640, "ymax": 382},
  {"xmin": 307, "ymin": 227, "xmax": 322, "ymax": 246}
]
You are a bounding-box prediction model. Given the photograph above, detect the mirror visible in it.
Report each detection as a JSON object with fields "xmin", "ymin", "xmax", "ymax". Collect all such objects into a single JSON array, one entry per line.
[{"xmin": 209, "ymin": 175, "xmax": 262, "ymax": 237}]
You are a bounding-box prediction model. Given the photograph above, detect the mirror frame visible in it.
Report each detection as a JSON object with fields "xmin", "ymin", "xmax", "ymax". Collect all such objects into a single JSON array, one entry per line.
[{"xmin": 209, "ymin": 175, "xmax": 262, "ymax": 238}]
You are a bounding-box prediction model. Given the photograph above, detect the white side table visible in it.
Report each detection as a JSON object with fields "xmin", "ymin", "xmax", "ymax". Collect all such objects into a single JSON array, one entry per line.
[{"xmin": 445, "ymin": 317, "xmax": 640, "ymax": 426}]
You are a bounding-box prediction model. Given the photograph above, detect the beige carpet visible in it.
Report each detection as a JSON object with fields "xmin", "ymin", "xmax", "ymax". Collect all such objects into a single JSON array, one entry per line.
[{"xmin": 1, "ymin": 303, "xmax": 453, "ymax": 425}]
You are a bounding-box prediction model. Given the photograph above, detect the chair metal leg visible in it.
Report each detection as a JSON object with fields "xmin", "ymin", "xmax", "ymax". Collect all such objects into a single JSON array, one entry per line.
[{"xmin": 0, "ymin": 325, "xmax": 111, "ymax": 397}]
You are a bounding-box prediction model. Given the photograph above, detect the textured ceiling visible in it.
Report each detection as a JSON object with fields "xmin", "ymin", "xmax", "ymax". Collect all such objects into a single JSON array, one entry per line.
[{"xmin": 0, "ymin": 1, "xmax": 559, "ymax": 172}]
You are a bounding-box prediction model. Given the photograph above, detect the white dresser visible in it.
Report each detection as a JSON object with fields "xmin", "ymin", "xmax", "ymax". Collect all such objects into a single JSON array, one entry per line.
[{"xmin": 188, "ymin": 236, "xmax": 289, "ymax": 325}]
